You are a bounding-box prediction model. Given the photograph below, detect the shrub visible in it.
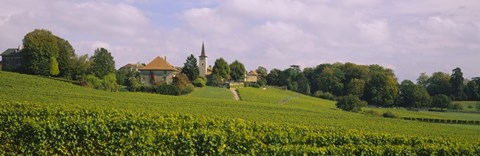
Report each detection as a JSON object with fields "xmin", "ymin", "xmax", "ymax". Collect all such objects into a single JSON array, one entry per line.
[
  {"xmin": 432, "ymin": 94, "xmax": 451, "ymax": 110},
  {"xmin": 450, "ymin": 103, "xmax": 463, "ymax": 110},
  {"xmin": 314, "ymin": 91, "xmax": 336, "ymax": 100},
  {"xmin": 156, "ymin": 84, "xmax": 180, "ymax": 95},
  {"xmin": 364, "ymin": 110, "xmax": 382, "ymax": 116},
  {"xmin": 103, "ymin": 73, "xmax": 119, "ymax": 92},
  {"xmin": 383, "ymin": 111, "xmax": 397, "ymax": 118},
  {"xmin": 192, "ymin": 77, "xmax": 206, "ymax": 87},
  {"xmin": 336, "ymin": 95, "xmax": 367, "ymax": 112},
  {"xmin": 84, "ymin": 75, "xmax": 103, "ymax": 89}
]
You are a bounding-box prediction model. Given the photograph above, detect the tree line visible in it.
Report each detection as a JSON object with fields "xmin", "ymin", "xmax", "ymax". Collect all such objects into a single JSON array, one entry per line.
[{"xmin": 264, "ymin": 62, "xmax": 480, "ymax": 112}]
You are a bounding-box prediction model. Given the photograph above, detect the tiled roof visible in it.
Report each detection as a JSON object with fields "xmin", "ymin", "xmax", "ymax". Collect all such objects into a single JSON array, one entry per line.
[
  {"xmin": 247, "ymin": 70, "xmax": 258, "ymax": 76},
  {"xmin": 139, "ymin": 56, "xmax": 177, "ymax": 71}
]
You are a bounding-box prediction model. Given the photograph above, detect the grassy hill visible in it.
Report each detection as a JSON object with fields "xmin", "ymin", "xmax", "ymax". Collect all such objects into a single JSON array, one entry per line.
[
  {"xmin": 0, "ymin": 71, "xmax": 479, "ymax": 154},
  {"xmin": 185, "ymin": 86, "xmax": 233, "ymax": 100}
]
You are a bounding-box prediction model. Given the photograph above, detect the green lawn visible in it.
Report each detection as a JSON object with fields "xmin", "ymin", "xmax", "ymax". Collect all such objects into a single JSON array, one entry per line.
[
  {"xmin": 455, "ymin": 101, "xmax": 480, "ymax": 111},
  {"xmin": 185, "ymin": 86, "xmax": 233, "ymax": 100},
  {"xmin": 0, "ymin": 71, "xmax": 479, "ymax": 142}
]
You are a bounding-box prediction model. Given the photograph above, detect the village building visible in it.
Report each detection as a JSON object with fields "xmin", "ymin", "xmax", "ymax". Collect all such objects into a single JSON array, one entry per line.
[
  {"xmin": 1, "ymin": 47, "xmax": 23, "ymax": 72},
  {"xmin": 139, "ymin": 56, "xmax": 178, "ymax": 85},
  {"xmin": 198, "ymin": 42, "xmax": 209, "ymax": 77},
  {"xmin": 119, "ymin": 63, "xmax": 144, "ymax": 72},
  {"xmin": 244, "ymin": 70, "xmax": 258, "ymax": 83}
]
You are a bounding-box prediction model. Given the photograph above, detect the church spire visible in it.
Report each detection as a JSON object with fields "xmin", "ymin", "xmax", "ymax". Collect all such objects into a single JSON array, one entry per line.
[{"xmin": 200, "ymin": 42, "xmax": 206, "ymax": 57}]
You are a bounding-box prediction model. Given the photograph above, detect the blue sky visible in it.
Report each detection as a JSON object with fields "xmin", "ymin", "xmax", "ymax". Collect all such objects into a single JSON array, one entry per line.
[{"xmin": 0, "ymin": 0, "xmax": 479, "ymax": 81}]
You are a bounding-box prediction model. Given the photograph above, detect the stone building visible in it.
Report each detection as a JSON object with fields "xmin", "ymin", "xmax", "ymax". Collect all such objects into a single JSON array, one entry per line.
[
  {"xmin": 1, "ymin": 47, "xmax": 23, "ymax": 72},
  {"xmin": 139, "ymin": 56, "xmax": 178, "ymax": 85}
]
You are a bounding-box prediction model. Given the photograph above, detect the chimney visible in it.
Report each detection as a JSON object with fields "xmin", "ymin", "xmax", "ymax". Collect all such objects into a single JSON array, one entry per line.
[{"xmin": 164, "ymin": 56, "xmax": 167, "ymax": 61}]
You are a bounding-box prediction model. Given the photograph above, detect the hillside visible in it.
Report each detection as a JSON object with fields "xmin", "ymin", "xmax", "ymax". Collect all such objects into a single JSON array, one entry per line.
[{"xmin": 0, "ymin": 71, "xmax": 479, "ymax": 154}]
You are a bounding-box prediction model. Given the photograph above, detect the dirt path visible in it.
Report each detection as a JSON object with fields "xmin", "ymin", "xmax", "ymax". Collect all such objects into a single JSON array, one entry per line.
[{"xmin": 230, "ymin": 88, "xmax": 240, "ymax": 101}]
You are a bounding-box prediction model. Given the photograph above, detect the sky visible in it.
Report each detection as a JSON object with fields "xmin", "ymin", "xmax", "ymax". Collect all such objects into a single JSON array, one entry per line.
[{"xmin": 0, "ymin": 0, "xmax": 479, "ymax": 81}]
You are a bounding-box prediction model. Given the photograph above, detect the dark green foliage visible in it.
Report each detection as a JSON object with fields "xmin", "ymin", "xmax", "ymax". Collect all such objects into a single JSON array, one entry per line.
[
  {"xmin": 345, "ymin": 78, "xmax": 365, "ymax": 97},
  {"xmin": 314, "ymin": 91, "xmax": 336, "ymax": 100},
  {"xmin": 211, "ymin": 57, "xmax": 230, "ymax": 82},
  {"xmin": 70, "ymin": 54, "xmax": 90, "ymax": 80},
  {"xmin": 22, "ymin": 29, "xmax": 60, "ymax": 75},
  {"xmin": 382, "ymin": 111, "xmax": 397, "ymax": 118},
  {"xmin": 450, "ymin": 67, "xmax": 467, "ymax": 100},
  {"xmin": 425, "ymin": 72, "xmax": 451, "ymax": 96},
  {"xmin": 181, "ymin": 54, "xmax": 199, "ymax": 81},
  {"xmin": 364, "ymin": 65, "xmax": 398, "ymax": 106},
  {"xmin": 207, "ymin": 74, "xmax": 224, "ymax": 87},
  {"xmin": 398, "ymin": 80, "xmax": 432, "ymax": 108},
  {"xmin": 465, "ymin": 78, "xmax": 480, "ymax": 100},
  {"xmin": 432, "ymin": 94, "xmax": 451, "ymax": 110},
  {"xmin": 256, "ymin": 66, "xmax": 268, "ymax": 78},
  {"xmin": 317, "ymin": 67, "xmax": 344, "ymax": 96},
  {"xmin": 193, "ymin": 77, "xmax": 207, "ymax": 87},
  {"xmin": 266, "ymin": 69, "xmax": 281, "ymax": 86},
  {"xmin": 89, "ymin": 48, "xmax": 115, "ymax": 78},
  {"xmin": 295, "ymin": 73, "xmax": 310, "ymax": 94},
  {"xmin": 116, "ymin": 64, "xmax": 140, "ymax": 86},
  {"xmin": 56, "ymin": 38, "xmax": 75, "ymax": 78},
  {"xmin": 336, "ymin": 95, "xmax": 367, "ymax": 112},
  {"xmin": 156, "ymin": 84, "xmax": 181, "ymax": 95},
  {"xmin": 84, "ymin": 74, "xmax": 103, "ymax": 89},
  {"xmin": 173, "ymin": 73, "xmax": 194, "ymax": 95},
  {"xmin": 229, "ymin": 60, "xmax": 246, "ymax": 82}
]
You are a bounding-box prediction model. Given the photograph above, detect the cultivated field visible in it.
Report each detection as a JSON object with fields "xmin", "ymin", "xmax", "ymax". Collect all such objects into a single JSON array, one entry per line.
[{"xmin": 0, "ymin": 71, "xmax": 479, "ymax": 155}]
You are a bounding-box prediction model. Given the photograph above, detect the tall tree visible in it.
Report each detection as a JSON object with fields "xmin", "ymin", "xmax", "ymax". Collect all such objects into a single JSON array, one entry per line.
[
  {"xmin": 416, "ymin": 72, "xmax": 429, "ymax": 88},
  {"xmin": 316, "ymin": 67, "xmax": 344, "ymax": 96},
  {"xmin": 181, "ymin": 54, "xmax": 199, "ymax": 81},
  {"xmin": 364, "ymin": 65, "xmax": 399, "ymax": 106},
  {"xmin": 90, "ymin": 48, "xmax": 115, "ymax": 78},
  {"xmin": 229, "ymin": 60, "xmax": 246, "ymax": 82},
  {"xmin": 49, "ymin": 57, "xmax": 59, "ymax": 76},
  {"xmin": 345, "ymin": 78, "xmax": 365, "ymax": 97},
  {"xmin": 398, "ymin": 80, "xmax": 432, "ymax": 108},
  {"xmin": 56, "ymin": 38, "xmax": 76, "ymax": 78},
  {"xmin": 266, "ymin": 69, "xmax": 281, "ymax": 86},
  {"xmin": 211, "ymin": 57, "xmax": 230, "ymax": 82},
  {"xmin": 426, "ymin": 72, "xmax": 451, "ymax": 96},
  {"xmin": 296, "ymin": 73, "xmax": 310, "ymax": 94},
  {"xmin": 71, "ymin": 54, "xmax": 90, "ymax": 80},
  {"xmin": 465, "ymin": 78, "xmax": 480, "ymax": 100},
  {"xmin": 256, "ymin": 66, "xmax": 268, "ymax": 78},
  {"xmin": 22, "ymin": 29, "xmax": 60, "ymax": 75},
  {"xmin": 450, "ymin": 67, "xmax": 467, "ymax": 100}
]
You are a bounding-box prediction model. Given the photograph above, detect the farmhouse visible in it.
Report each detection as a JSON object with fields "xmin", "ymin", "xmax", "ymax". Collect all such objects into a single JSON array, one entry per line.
[
  {"xmin": 139, "ymin": 56, "xmax": 178, "ymax": 85},
  {"xmin": 1, "ymin": 47, "xmax": 23, "ymax": 72},
  {"xmin": 245, "ymin": 70, "xmax": 258, "ymax": 83}
]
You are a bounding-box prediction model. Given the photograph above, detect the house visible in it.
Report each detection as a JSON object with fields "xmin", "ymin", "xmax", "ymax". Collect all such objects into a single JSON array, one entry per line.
[
  {"xmin": 119, "ymin": 63, "xmax": 144, "ymax": 72},
  {"xmin": 139, "ymin": 56, "xmax": 178, "ymax": 85},
  {"xmin": 245, "ymin": 70, "xmax": 258, "ymax": 83},
  {"xmin": 1, "ymin": 47, "xmax": 23, "ymax": 72}
]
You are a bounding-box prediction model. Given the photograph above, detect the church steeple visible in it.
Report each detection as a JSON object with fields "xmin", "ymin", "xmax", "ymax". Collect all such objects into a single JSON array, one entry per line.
[
  {"xmin": 199, "ymin": 42, "xmax": 208, "ymax": 77},
  {"xmin": 200, "ymin": 42, "xmax": 206, "ymax": 57}
]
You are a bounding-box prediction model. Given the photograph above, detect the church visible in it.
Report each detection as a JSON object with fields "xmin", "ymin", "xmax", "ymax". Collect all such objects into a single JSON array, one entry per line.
[{"xmin": 198, "ymin": 42, "xmax": 212, "ymax": 77}]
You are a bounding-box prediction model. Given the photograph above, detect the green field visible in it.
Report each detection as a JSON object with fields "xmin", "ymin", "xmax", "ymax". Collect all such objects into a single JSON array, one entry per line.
[
  {"xmin": 0, "ymin": 71, "xmax": 479, "ymax": 154},
  {"xmin": 185, "ymin": 86, "xmax": 233, "ymax": 100}
]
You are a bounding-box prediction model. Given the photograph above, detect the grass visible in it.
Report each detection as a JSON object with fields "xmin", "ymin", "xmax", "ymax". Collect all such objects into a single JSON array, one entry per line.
[
  {"xmin": 0, "ymin": 71, "xmax": 479, "ymax": 143},
  {"xmin": 185, "ymin": 86, "xmax": 233, "ymax": 100},
  {"xmin": 455, "ymin": 101, "xmax": 480, "ymax": 111}
]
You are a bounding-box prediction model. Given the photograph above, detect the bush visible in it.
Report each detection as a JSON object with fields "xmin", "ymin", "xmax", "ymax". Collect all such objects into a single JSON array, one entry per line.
[
  {"xmin": 450, "ymin": 102, "xmax": 463, "ymax": 110},
  {"xmin": 156, "ymin": 84, "xmax": 180, "ymax": 95},
  {"xmin": 193, "ymin": 77, "xmax": 206, "ymax": 87},
  {"xmin": 336, "ymin": 95, "xmax": 367, "ymax": 112},
  {"xmin": 244, "ymin": 82, "xmax": 260, "ymax": 88},
  {"xmin": 103, "ymin": 73, "xmax": 119, "ymax": 92},
  {"xmin": 383, "ymin": 111, "xmax": 397, "ymax": 118},
  {"xmin": 84, "ymin": 75, "xmax": 103, "ymax": 89},
  {"xmin": 364, "ymin": 110, "xmax": 382, "ymax": 116},
  {"xmin": 432, "ymin": 94, "xmax": 451, "ymax": 110},
  {"xmin": 314, "ymin": 91, "xmax": 336, "ymax": 100}
]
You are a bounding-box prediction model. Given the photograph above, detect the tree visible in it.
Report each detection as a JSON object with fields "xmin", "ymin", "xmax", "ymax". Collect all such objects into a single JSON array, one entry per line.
[
  {"xmin": 193, "ymin": 77, "xmax": 207, "ymax": 87},
  {"xmin": 116, "ymin": 65, "xmax": 140, "ymax": 86},
  {"xmin": 211, "ymin": 57, "xmax": 230, "ymax": 83},
  {"xmin": 181, "ymin": 54, "xmax": 199, "ymax": 81},
  {"xmin": 398, "ymin": 80, "xmax": 432, "ymax": 108},
  {"xmin": 295, "ymin": 73, "xmax": 310, "ymax": 94},
  {"xmin": 49, "ymin": 57, "xmax": 59, "ymax": 76},
  {"xmin": 103, "ymin": 73, "xmax": 119, "ymax": 92},
  {"xmin": 345, "ymin": 78, "xmax": 365, "ymax": 97},
  {"xmin": 433, "ymin": 94, "xmax": 451, "ymax": 110},
  {"xmin": 364, "ymin": 65, "xmax": 399, "ymax": 106},
  {"xmin": 229, "ymin": 60, "xmax": 246, "ymax": 82},
  {"xmin": 56, "ymin": 38, "xmax": 75, "ymax": 78},
  {"xmin": 416, "ymin": 72, "xmax": 429, "ymax": 88},
  {"xmin": 336, "ymin": 95, "xmax": 367, "ymax": 112},
  {"xmin": 450, "ymin": 67, "xmax": 467, "ymax": 100},
  {"xmin": 90, "ymin": 48, "xmax": 115, "ymax": 78},
  {"xmin": 266, "ymin": 69, "xmax": 281, "ymax": 86},
  {"xmin": 173, "ymin": 73, "xmax": 193, "ymax": 94},
  {"xmin": 465, "ymin": 78, "xmax": 480, "ymax": 100},
  {"xmin": 256, "ymin": 66, "xmax": 268, "ymax": 78},
  {"xmin": 22, "ymin": 29, "xmax": 60, "ymax": 75},
  {"xmin": 71, "ymin": 54, "xmax": 90, "ymax": 80},
  {"xmin": 316, "ymin": 67, "xmax": 344, "ymax": 96},
  {"xmin": 426, "ymin": 72, "xmax": 451, "ymax": 96}
]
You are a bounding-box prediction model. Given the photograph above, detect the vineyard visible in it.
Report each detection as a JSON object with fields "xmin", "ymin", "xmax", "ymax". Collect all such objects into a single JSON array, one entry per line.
[{"xmin": 1, "ymin": 71, "xmax": 480, "ymax": 154}]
